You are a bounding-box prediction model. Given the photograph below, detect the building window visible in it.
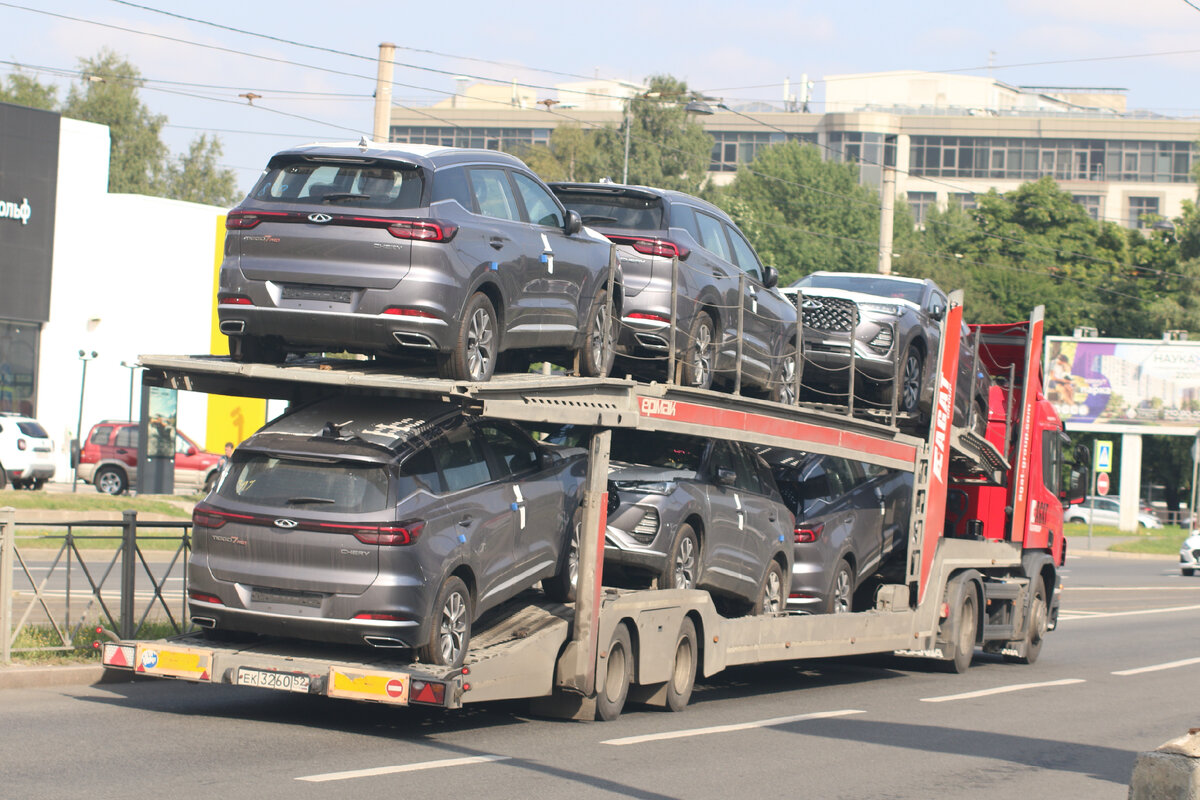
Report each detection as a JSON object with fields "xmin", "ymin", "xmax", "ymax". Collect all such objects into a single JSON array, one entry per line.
[
  {"xmin": 907, "ymin": 192, "xmax": 937, "ymax": 225},
  {"xmin": 950, "ymin": 193, "xmax": 977, "ymax": 211},
  {"xmin": 1128, "ymin": 196, "xmax": 1160, "ymax": 228},
  {"xmin": 708, "ymin": 131, "xmax": 816, "ymax": 172},
  {"xmin": 0, "ymin": 321, "xmax": 40, "ymax": 415},
  {"xmin": 1072, "ymin": 195, "xmax": 1102, "ymax": 220}
]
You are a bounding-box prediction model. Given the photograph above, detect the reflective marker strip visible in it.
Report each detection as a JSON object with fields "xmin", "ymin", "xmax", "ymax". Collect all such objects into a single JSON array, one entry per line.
[
  {"xmin": 601, "ymin": 709, "xmax": 865, "ymax": 746},
  {"xmin": 297, "ymin": 755, "xmax": 510, "ymax": 783},
  {"xmin": 921, "ymin": 678, "xmax": 1084, "ymax": 703}
]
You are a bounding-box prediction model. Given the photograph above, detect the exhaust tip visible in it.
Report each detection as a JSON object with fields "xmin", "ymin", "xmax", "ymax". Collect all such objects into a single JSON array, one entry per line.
[
  {"xmin": 363, "ymin": 636, "xmax": 407, "ymax": 649},
  {"xmin": 220, "ymin": 320, "xmax": 245, "ymax": 334},
  {"xmin": 192, "ymin": 616, "xmax": 216, "ymax": 629}
]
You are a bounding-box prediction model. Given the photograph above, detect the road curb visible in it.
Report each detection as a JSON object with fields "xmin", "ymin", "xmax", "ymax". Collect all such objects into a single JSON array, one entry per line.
[
  {"xmin": 1067, "ymin": 549, "xmax": 1176, "ymax": 560},
  {"xmin": 0, "ymin": 663, "xmax": 123, "ymax": 691}
]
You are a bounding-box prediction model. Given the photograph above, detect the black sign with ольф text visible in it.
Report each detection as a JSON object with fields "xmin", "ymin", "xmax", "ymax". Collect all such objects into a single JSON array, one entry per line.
[{"xmin": 0, "ymin": 101, "xmax": 59, "ymax": 324}]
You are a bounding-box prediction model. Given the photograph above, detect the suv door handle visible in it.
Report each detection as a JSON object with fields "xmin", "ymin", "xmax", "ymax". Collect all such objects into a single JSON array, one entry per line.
[
  {"xmin": 457, "ymin": 515, "xmax": 475, "ymax": 527},
  {"xmin": 489, "ymin": 237, "xmax": 508, "ymax": 249}
]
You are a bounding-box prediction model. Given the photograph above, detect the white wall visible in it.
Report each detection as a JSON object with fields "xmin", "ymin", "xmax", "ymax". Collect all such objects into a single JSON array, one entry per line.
[{"xmin": 38, "ymin": 117, "xmax": 226, "ymax": 480}]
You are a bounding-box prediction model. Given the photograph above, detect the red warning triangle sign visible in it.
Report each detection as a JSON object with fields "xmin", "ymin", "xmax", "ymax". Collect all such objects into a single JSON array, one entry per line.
[
  {"xmin": 200, "ymin": 670, "xmax": 209, "ymax": 681},
  {"xmin": 135, "ymin": 661, "xmax": 145, "ymax": 673},
  {"xmin": 109, "ymin": 647, "xmax": 129, "ymax": 668},
  {"xmin": 413, "ymin": 682, "xmax": 438, "ymax": 704}
]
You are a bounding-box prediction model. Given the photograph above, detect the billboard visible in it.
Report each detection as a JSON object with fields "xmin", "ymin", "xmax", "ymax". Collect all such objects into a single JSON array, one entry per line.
[
  {"xmin": 0, "ymin": 101, "xmax": 59, "ymax": 323},
  {"xmin": 1045, "ymin": 336, "xmax": 1200, "ymax": 430}
]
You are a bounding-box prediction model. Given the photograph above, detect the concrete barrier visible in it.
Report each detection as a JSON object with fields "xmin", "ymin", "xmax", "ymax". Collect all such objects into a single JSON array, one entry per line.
[{"xmin": 1130, "ymin": 729, "xmax": 1200, "ymax": 799}]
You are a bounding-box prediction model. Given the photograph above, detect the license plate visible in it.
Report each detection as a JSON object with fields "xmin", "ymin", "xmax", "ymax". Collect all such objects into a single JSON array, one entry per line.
[
  {"xmin": 281, "ymin": 284, "xmax": 352, "ymax": 303},
  {"xmin": 236, "ymin": 667, "xmax": 311, "ymax": 693},
  {"xmin": 250, "ymin": 587, "xmax": 323, "ymax": 608}
]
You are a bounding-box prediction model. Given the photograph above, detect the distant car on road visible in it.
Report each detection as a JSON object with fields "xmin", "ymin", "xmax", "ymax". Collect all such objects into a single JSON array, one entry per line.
[
  {"xmin": 1064, "ymin": 495, "xmax": 1162, "ymax": 529},
  {"xmin": 1181, "ymin": 531, "xmax": 1200, "ymax": 576},
  {"xmin": 77, "ymin": 420, "xmax": 220, "ymax": 495},
  {"xmin": 0, "ymin": 413, "xmax": 55, "ymax": 490}
]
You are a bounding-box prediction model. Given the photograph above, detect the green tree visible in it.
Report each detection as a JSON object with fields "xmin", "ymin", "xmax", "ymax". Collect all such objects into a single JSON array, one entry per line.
[
  {"xmin": 712, "ymin": 140, "xmax": 881, "ymax": 282},
  {"xmin": 163, "ymin": 134, "xmax": 239, "ymax": 207},
  {"xmin": 0, "ymin": 67, "xmax": 57, "ymax": 110},
  {"xmin": 512, "ymin": 125, "xmax": 606, "ymax": 183},
  {"xmin": 610, "ymin": 74, "xmax": 713, "ymax": 194}
]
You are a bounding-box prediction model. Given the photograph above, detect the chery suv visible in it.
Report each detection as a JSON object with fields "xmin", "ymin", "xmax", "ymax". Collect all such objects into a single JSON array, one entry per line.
[
  {"xmin": 218, "ymin": 142, "xmax": 620, "ymax": 381},
  {"xmin": 77, "ymin": 420, "xmax": 221, "ymax": 495}
]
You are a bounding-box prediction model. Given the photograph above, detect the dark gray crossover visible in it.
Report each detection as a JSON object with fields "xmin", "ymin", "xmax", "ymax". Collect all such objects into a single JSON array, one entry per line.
[
  {"xmin": 768, "ymin": 451, "xmax": 912, "ymax": 614},
  {"xmin": 218, "ymin": 142, "xmax": 619, "ymax": 380},
  {"xmin": 785, "ymin": 272, "xmax": 990, "ymax": 427},
  {"xmin": 187, "ymin": 397, "xmax": 586, "ymax": 668},
  {"xmin": 550, "ymin": 183, "xmax": 798, "ymax": 401},
  {"xmin": 601, "ymin": 429, "xmax": 793, "ymax": 612}
]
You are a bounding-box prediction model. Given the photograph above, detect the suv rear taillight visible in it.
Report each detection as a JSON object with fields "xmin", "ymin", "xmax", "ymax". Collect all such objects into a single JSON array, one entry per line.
[
  {"xmin": 345, "ymin": 520, "xmax": 424, "ymax": 545},
  {"xmin": 16, "ymin": 439, "xmax": 26, "ymax": 451},
  {"xmin": 384, "ymin": 219, "xmax": 457, "ymax": 242},
  {"xmin": 794, "ymin": 523, "xmax": 824, "ymax": 543},
  {"xmin": 188, "ymin": 591, "xmax": 224, "ymax": 605},
  {"xmin": 219, "ymin": 296, "xmax": 253, "ymax": 306},
  {"xmin": 193, "ymin": 507, "xmax": 254, "ymax": 530},
  {"xmin": 610, "ymin": 235, "xmax": 689, "ymax": 260},
  {"xmin": 226, "ymin": 210, "xmax": 289, "ymax": 229}
]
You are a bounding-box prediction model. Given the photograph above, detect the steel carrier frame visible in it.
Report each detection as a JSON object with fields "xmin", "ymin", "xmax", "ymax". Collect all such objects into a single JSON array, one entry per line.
[{"xmin": 101, "ymin": 293, "xmax": 1054, "ymax": 719}]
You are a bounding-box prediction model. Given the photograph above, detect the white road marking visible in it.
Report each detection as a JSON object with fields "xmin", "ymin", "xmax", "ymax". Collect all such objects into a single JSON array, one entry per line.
[
  {"xmin": 1112, "ymin": 657, "xmax": 1200, "ymax": 676},
  {"xmin": 601, "ymin": 709, "xmax": 865, "ymax": 746},
  {"xmin": 296, "ymin": 755, "xmax": 510, "ymax": 783},
  {"xmin": 921, "ymin": 678, "xmax": 1085, "ymax": 703},
  {"xmin": 1056, "ymin": 604, "xmax": 1200, "ymax": 621},
  {"xmin": 1064, "ymin": 586, "xmax": 1200, "ymax": 592}
]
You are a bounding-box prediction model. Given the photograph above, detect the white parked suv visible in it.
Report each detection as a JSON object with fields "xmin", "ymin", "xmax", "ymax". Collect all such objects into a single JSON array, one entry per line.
[
  {"xmin": 1064, "ymin": 495, "xmax": 1162, "ymax": 529},
  {"xmin": 0, "ymin": 413, "xmax": 55, "ymax": 490}
]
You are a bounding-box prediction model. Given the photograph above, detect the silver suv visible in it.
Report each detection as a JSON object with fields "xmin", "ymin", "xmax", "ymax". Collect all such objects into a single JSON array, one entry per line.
[{"xmin": 219, "ymin": 143, "xmax": 620, "ymax": 381}]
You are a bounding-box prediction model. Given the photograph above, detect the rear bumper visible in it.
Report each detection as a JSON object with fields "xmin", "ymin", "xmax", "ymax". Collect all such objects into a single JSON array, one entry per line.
[
  {"xmin": 189, "ymin": 600, "xmax": 422, "ymax": 648},
  {"xmin": 9, "ymin": 463, "xmax": 55, "ymax": 480},
  {"xmin": 220, "ymin": 306, "xmax": 452, "ymax": 354}
]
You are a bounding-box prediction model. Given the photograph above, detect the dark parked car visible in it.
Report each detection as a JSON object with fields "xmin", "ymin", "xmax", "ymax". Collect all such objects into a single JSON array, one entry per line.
[
  {"xmin": 600, "ymin": 429, "xmax": 794, "ymax": 612},
  {"xmin": 187, "ymin": 397, "xmax": 587, "ymax": 668},
  {"xmin": 218, "ymin": 142, "xmax": 620, "ymax": 381},
  {"xmin": 550, "ymin": 182, "xmax": 799, "ymax": 401},
  {"xmin": 767, "ymin": 450, "xmax": 912, "ymax": 614},
  {"xmin": 785, "ymin": 272, "xmax": 989, "ymax": 428}
]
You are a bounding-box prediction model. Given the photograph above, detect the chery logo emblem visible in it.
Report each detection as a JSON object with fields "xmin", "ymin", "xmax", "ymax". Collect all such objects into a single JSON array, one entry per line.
[
  {"xmin": 307, "ymin": 213, "xmax": 332, "ymax": 223},
  {"xmin": 801, "ymin": 298, "xmax": 824, "ymax": 310},
  {"xmin": 273, "ymin": 518, "xmax": 298, "ymax": 529}
]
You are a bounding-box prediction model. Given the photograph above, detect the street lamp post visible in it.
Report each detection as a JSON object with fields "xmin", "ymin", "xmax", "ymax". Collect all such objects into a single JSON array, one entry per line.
[
  {"xmin": 120, "ymin": 360, "xmax": 137, "ymax": 422},
  {"xmin": 73, "ymin": 350, "xmax": 98, "ymax": 493}
]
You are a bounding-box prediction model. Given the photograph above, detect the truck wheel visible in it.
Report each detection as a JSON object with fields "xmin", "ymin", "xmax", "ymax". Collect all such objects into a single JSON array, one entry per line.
[
  {"xmin": 661, "ymin": 523, "xmax": 699, "ymax": 590},
  {"xmin": 543, "ymin": 506, "xmax": 580, "ymax": 603},
  {"xmin": 438, "ymin": 293, "xmax": 497, "ymax": 382},
  {"xmin": 681, "ymin": 311, "xmax": 716, "ymax": 391},
  {"xmin": 577, "ymin": 289, "xmax": 616, "ymax": 378},
  {"xmin": 825, "ymin": 559, "xmax": 854, "ymax": 614},
  {"xmin": 664, "ymin": 617, "xmax": 697, "ymax": 712},
  {"xmin": 595, "ymin": 623, "xmax": 633, "ymax": 721},
  {"xmin": 946, "ymin": 589, "xmax": 978, "ymax": 673},
  {"xmin": 95, "ymin": 466, "xmax": 128, "ymax": 496},
  {"xmin": 1006, "ymin": 578, "xmax": 1046, "ymax": 665},
  {"xmin": 418, "ymin": 576, "xmax": 472, "ymax": 668},
  {"xmin": 754, "ymin": 560, "xmax": 786, "ymax": 615}
]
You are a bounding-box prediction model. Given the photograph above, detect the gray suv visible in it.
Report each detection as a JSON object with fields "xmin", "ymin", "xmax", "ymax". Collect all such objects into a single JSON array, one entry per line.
[
  {"xmin": 219, "ymin": 143, "xmax": 619, "ymax": 380},
  {"xmin": 550, "ymin": 183, "xmax": 798, "ymax": 401},
  {"xmin": 187, "ymin": 397, "xmax": 587, "ymax": 668}
]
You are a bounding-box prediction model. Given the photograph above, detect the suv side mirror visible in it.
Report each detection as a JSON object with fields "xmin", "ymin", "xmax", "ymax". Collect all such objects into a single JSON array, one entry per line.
[
  {"xmin": 186, "ymin": 446, "xmax": 197, "ymax": 456},
  {"xmin": 564, "ymin": 209, "xmax": 582, "ymax": 236},
  {"xmin": 929, "ymin": 305, "xmax": 946, "ymax": 321},
  {"xmin": 716, "ymin": 466, "xmax": 737, "ymax": 487},
  {"xmin": 763, "ymin": 266, "xmax": 780, "ymax": 289}
]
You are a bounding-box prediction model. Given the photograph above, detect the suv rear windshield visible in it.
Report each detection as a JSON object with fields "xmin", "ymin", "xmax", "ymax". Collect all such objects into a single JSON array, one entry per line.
[
  {"xmin": 249, "ymin": 158, "xmax": 425, "ymax": 211},
  {"xmin": 16, "ymin": 421, "xmax": 48, "ymax": 438},
  {"xmin": 217, "ymin": 454, "xmax": 391, "ymax": 514},
  {"xmin": 553, "ymin": 191, "xmax": 664, "ymax": 231},
  {"xmin": 610, "ymin": 430, "xmax": 703, "ymax": 471}
]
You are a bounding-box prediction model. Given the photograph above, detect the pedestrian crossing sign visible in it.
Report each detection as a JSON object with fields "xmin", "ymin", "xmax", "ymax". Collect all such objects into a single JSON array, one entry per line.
[{"xmin": 1095, "ymin": 440, "xmax": 1113, "ymax": 473}]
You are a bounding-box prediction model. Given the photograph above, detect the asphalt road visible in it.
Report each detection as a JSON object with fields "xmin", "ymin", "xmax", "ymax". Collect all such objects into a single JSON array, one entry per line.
[{"xmin": 2, "ymin": 554, "xmax": 1197, "ymax": 800}]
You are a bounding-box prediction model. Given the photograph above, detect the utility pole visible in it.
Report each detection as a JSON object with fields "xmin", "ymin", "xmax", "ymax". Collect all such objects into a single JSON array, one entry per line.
[
  {"xmin": 373, "ymin": 42, "xmax": 395, "ymax": 143},
  {"xmin": 877, "ymin": 166, "xmax": 895, "ymax": 275}
]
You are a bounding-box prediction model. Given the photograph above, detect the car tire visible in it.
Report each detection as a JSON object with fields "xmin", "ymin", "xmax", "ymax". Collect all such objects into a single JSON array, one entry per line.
[
  {"xmin": 29, "ymin": 479, "xmax": 45, "ymax": 491},
  {"xmin": 1183, "ymin": 568, "xmax": 1195, "ymax": 577},
  {"xmin": 1006, "ymin": 578, "xmax": 1047, "ymax": 665},
  {"xmin": 664, "ymin": 617, "xmax": 697, "ymax": 712},
  {"xmin": 768, "ymin": 345, "xmax": 798, "ymax": 405},
  {"xmin": 595, "ymin": 623, "xmax": 633, "ymax": 721},
  {"xmin": 681, "ymin": 311, "xmax": 716, "ymax": 391},
  {"xmin": 825, "ymin": 558, "xmax": 854, "ymax": 614},
  {"xmin": 0, "ymin": 464, "xmax": 7, "ymax": 489},
  {"xmin": 754, "ymin": 560, "xmax": 787, "ymax": 615},
  {"xmin": 438, "ymin": 293, "xmax": 497, "ymax": 382},
  {"xmin": 203, "ymin": 471, "xmax": 218, "ymax": 495},
  {"xmin": 95, "ymin": 466, "xmax": 128, "ymax": 496},
  {"xmin": 577, "ymin": 289, "xmax": 616, "ymax": 378},
  {"xmin": 229, "ymin": 335, "xmax": 286, "ymax": 365},
  {"xmin": 418, "ymin": 575, "xmax": 472, "ymax": 668},
  {"xmin": 661, "ymin": 523, "xmax": 700, "ymax": 590},
  {"xmin": 543, "ymin": 506, "xmax": 581, "ymax": 603},
  {"xmin": 898, "ymin": 343, "xmax": 923, "ymax": 416},
  {"xmin": 946, "ymin": 588, "xmax": 978, "ymax": 674},
  {"xmin": 1066, "ymin": 516, "xmax": 1085, "ymax": 525}
]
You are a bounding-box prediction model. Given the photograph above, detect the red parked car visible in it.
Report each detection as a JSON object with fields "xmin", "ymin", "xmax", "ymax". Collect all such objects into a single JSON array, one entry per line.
[{"xmin": 76, "ymin": 420, "xmax": 222, "ymax": 495}]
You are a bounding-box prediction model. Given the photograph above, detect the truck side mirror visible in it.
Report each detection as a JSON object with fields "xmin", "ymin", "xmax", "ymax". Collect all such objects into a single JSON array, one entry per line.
[{"xmin": 1066, "ymin": 465, "xmax": 1087, "ymax": 505}]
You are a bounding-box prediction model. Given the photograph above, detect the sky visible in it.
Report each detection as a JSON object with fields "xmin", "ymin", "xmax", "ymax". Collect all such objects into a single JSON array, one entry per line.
[{"xmin": 3, "ymin": 0, "xmax": 1200, "ymax": 196}]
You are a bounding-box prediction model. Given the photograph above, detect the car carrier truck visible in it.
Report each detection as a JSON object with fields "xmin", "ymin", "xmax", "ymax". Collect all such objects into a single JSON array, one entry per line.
[{"xmin": 100, "ymin": 294, "xmax": 1084, "ymax": 720}]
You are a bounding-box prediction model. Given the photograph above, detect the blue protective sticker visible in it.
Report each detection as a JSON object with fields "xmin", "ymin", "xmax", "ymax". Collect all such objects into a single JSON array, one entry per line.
[
  {"xmin": 489, "ymin": 261, "xmax": 499, "ymax": 271},
  {"xmin": 510, "ymin": 502, "xmax": 520, "ymax": 511},
  {"xmin": 458, "ymin": 534, "xmax": 467, "ymax": 544},
  {"xmin": 539, "ymin": 253, "xmax": 548, "ymax": 263}
]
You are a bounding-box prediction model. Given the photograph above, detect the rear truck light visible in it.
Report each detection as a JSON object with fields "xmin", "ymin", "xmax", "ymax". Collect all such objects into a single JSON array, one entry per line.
[
  {"xmin": 789, "ymin": 592, "xmax": 815, "ymax": 599},
  {"xmin": 192, "ymin": 506, "xmax": 254, "ymax": 529},
  {"xmin": 16, "ymin": 438, "xmax": 26, "ymax": 451},
  {"xmin": 383, "ymin": 307, "xmax": 438, "ymax": 318},
  {"xmin": 102, "ymin": 642, "xmax": 137, "ymax": 669},
  {"xmin": 188, "ymin": 591, "xmax": 224, "ymax": 605},
  {"xmin": 409, "ymin": 679, "xmax": 447, "ymax": 706},
  {"xmin": 226, "ymin": 210, "xmax": 289, "ymax": 229},
  {"xmin": 352, "ymin": 612, "xmax": 410, "ymax": 621},
  {"xmin": 940, "ymin": 602, "xmax": 950, "ymax": 619},
  {"xmin": 219, "ymin": 296, "xmax": 254, "ymax": 306},
  {"xmin": 627, "ymin": 312, "xmax": 670, "ymax": 323},
  {"xmin": 609, "ymin": 235, "xmax": 689, "ymax": 260},
  {"xmin": 384, "ymin": 219, "xmax": 457, "ymax": 242},
  {"xmin": 794, "ymin": 522, "xmax": 824, "ymax": 543}
]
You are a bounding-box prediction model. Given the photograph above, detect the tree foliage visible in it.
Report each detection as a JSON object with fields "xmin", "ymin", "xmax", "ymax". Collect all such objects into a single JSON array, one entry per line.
[
  {"xmin": 0, "ymin": 67, "xmax": 57, "ymax": 111},
  {"xmin": 163, "ymin": 134, "xmax": 239, "ymax": 206}
]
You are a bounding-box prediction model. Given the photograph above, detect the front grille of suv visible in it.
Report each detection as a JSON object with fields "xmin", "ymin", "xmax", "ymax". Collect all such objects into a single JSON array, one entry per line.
[{"xmin": 802, "ymin": 296, "xmax": 857, "ymax": 332}]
